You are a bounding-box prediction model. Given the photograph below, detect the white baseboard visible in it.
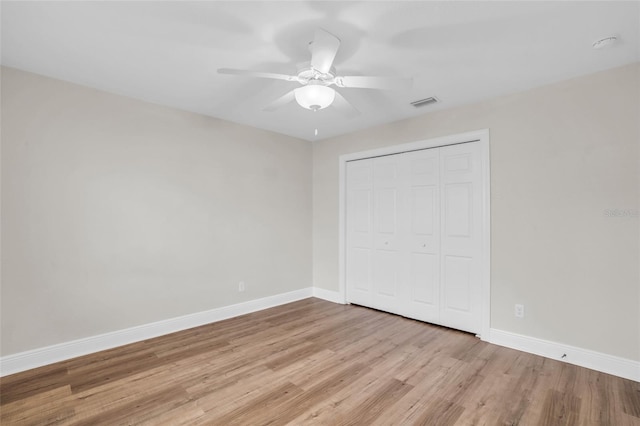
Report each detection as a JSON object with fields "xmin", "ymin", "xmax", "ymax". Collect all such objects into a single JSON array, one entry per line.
[
  {"xmin": 489, "ymin": 328, "xmax": 640, "ymax": 382},
  {"xmin": 0, "ymin": 287, "xmax": 314, "ymax": 377},
  {"xmin": 312, "ymin": 287, "xmax": 345, "ymax": 304}
]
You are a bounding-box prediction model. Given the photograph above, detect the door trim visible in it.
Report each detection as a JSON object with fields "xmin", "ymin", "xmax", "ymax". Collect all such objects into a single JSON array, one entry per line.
[{"xmin": 338, "ymin": 129, "xmax": 491, "ymax": 340}]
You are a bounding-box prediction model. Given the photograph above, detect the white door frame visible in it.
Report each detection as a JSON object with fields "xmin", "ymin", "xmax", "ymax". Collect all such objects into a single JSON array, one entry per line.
[{"xmin": 338, "ymin": 129, "xmax": 491, "ymax": 340}]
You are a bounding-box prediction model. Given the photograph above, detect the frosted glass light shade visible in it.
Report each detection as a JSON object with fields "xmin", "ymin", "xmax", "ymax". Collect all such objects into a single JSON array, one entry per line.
[{"xmin": 294, "ymin": 84, "xmax": 335, "ymax": 111}]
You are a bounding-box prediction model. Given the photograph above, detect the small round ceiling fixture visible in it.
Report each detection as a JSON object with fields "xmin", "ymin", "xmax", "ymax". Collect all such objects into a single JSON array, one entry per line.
[{"xmin": 592, "ymin": 36, "xmax": 618, "ymax": 49}]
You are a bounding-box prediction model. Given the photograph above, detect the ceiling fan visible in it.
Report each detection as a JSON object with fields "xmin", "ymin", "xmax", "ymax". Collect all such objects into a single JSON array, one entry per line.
[{"xmin": 218, "ymin": 29, "xmax": 412, "ymax": 117}]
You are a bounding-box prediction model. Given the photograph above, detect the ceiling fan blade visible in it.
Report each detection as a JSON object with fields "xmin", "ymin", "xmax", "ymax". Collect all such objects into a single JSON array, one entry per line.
[
  {"xmin": 309, "ymin": 29, "xmax": 340, "ymax": 74},
  {"xmin": 332, "ymin": 91, "xmax": 360, "ymax": 118},
  {"xmin": 334, "ymin": 75, "xmax": 413, "ymax": 90},
  {"xmin": 218, "ymin": 68, "xmax": 300, "ymax": 83},
  {"xmin": 263, "ymin": 90, "xmax": 296, "ymax": 111}
]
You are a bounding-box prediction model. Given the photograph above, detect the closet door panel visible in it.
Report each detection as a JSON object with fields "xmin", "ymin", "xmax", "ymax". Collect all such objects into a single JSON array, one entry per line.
[
  {"xmin": 405, "ymin": 149, "xmax": 440, "ymax": 322},
  {"xmin": 439, "ymin": 143, "xmax": 483, "ymax": 334},
  {"xmin": 371, "ymin": 156, "xmax": 403, "ymax": 312},
  {"xmin": 444, "ymin": 183, "xmax": 472, "ymax": 240},
  {"xmin": 411, "ymin": 253, "xmax": 438, "ymax": 304},
  {"xmin": 373, "ymin": 250, "xmax": 400, "ymax": 297},
  {"xmin": 349, "ymin": 189, "xmax": 372, "ymax": 247},
  {"xmin": 373, "ymin": 158, "xmax": 400, "ymax": 251},
  {"xmin": 346, "ymin": 159, "xmax": 374, "ymax": 306},
  {"xmin": 443, "ymin": 255, "xmax": 472, "ymax": 312},
  {"xmin": 349, "ymin": 248, "xmax": 371, "ymax": 292}
]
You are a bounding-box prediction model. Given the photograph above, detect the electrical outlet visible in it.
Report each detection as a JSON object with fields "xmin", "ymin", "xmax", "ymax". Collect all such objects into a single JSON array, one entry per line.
[
  {"xmin": 515, "ymin": 304, "xmax": 524, "ymax": 318},
  {"xmin": 238, "ymin": 281, "xmax": 245, "ymax": 292}
]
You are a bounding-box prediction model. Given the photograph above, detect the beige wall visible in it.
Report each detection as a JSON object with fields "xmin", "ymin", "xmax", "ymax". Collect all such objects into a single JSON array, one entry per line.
[
  {"xmin": 1, "ymin": 67, "xmax": 312, "ymax": 356},
  {"xmin": 313, "ymin": 63, "xmax": 640, "ymax": 361}
]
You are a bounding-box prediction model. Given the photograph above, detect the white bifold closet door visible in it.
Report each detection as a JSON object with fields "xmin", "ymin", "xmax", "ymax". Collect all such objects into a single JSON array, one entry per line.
[{"xmin": 346, "ymin": 142, "xmax": 483, "ymax": 334}]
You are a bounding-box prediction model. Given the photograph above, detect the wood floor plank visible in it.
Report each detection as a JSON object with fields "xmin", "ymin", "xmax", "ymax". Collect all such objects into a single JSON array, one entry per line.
[
  {"xmin": 244, "ymin": 362, "xmax": 373, "ymax": 425},
  {"xmin": 287, "ymin": 348, "xmax": 419, "ymax": 424},
  {"xmin": 205, "ymin": 381, "xmax": 304, "ymax": 425},
  {"xmin": 368, "ymin": 364, "xmax": 456, "ymax": 425},
  {"xmin": 72, "ymin": 386, "xmax": 192, "ymax": 426},
  {"xmin": 0, "ymin": 366, "xmax": 69, "ymax": 405},
  {"xmin": 538, "ymin": 389, "xmax": 583, "ymax": 426},
  {"xmin": 189, "ymin": 363, "xmax": 306, "ymax": 416},
  {"xmin": 621, "ymin": 378, "xmax": 640, "ymax": 419},
  {"xmin": 67, "ymin": 352, "xmax": 165, "ymax": 394},
  {"xmin": 70, "ymin": 366, "xmax": 189, "ymax": 421},
  {"xmin": 0, "ymin": 385, "xmax": 74, "ymax": 425},
  {"xmin": 340, "ymin": 378, "xmax": 414, "ymax": 426},
  {"xmin": 411, "ymin": 397, "xmax": 466, "ymax": 426},
  {"xmin": 138, "ymin": 401, "xmax": 206, "ymax": 426},
  {"xmin": 493, "ymin": 364, "xmax": 543, "ymax": 425},
  {"xmin": 7, "ymin": 404, "xmax": 75, "ymax": 426},
  {"xmin": 1, "ymin": 298, "xmax": 638, "ymax": 425}
]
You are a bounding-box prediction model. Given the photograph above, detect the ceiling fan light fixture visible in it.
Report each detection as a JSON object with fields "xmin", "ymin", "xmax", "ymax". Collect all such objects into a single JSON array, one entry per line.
[{"xmin": 295, "ymin": 83, "xmax": 335, "ymax": 111}]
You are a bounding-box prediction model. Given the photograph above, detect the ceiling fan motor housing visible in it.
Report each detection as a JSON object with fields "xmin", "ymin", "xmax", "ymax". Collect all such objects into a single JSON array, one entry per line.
[{"xmin": 296, "ymin": 64, "xmax": 336, "ymax": 86}]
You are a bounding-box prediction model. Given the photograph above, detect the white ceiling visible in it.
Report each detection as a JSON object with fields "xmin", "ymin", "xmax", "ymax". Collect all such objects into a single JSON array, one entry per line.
[{"xmin": 2, "ymin": 1, "xmax": 639, "ymax": 141}]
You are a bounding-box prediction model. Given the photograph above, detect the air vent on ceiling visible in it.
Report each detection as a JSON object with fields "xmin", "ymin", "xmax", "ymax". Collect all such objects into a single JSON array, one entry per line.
[{"xmin": 411, "ymin": 97, "xmax": 439, "ymax": 108}]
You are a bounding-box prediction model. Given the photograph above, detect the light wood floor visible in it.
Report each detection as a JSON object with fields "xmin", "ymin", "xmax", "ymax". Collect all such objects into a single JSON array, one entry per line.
[{"xmin": 1, "ymin": 298, "xmax": 639, "ymax": 425}]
